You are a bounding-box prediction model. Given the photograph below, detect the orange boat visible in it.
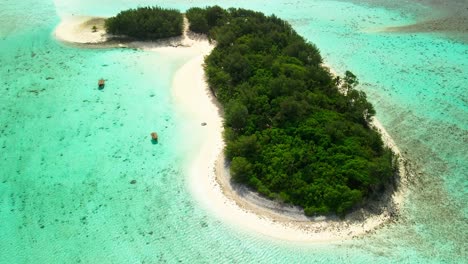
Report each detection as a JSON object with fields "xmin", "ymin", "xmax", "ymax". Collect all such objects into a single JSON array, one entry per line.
[{"xmin": 98, "ymin": 78, "xmax": 105, "ymax": 89}]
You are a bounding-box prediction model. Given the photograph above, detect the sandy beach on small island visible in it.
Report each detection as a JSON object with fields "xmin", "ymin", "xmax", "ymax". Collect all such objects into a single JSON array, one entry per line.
[
  {"xmin": 54, "ymin": 16, "xmax": 409, "ymax": 242},
  {"xmin": 54, "ymin": 16, "xmax": 108, "ymax": 44}
]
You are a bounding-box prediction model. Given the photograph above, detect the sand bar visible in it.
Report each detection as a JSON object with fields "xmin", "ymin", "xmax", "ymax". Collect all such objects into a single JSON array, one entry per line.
[{"xmin": 54, "ymin": 16, "xmax": 108, "ymax": 44}]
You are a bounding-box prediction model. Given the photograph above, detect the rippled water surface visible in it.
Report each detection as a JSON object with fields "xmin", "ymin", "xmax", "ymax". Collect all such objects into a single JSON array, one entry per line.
[{"xmin": 1, "ymin": 0, "xmax": 466, "ymax": 263}]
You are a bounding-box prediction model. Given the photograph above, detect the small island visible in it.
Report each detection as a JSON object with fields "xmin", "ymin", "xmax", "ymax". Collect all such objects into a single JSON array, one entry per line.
[
  {"xmin": 53, "ymin": 6, "xmax": 403, "ymax": 238},
  {"xmin": 185, "ymin": 6, "xmax": 397, "ymax": 216}
]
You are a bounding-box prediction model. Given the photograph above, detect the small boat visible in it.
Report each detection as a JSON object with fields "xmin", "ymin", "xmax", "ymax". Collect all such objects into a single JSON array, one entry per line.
[
  {"xmin": 98, "ymin": 78, "xmax": 105, "ymax": 89},
  {"xmin": 151, "ymin": 132, "xmax": 158, "ymax": 141}
]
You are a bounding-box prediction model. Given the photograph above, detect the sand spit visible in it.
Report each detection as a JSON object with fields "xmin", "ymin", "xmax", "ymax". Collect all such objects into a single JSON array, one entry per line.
[
  {"xmin": 54, "ymin": 16, "xmax": 108, "ymax": 44},
  {"xmin": 54, "ymin": 16, "xmax": 409, "ymax": 242}
]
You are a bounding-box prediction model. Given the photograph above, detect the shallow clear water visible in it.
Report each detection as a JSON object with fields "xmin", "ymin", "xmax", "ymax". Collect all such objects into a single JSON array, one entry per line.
[{"xmin": 1, "ymin": 0, "xmax": 466, "ymax": 263}]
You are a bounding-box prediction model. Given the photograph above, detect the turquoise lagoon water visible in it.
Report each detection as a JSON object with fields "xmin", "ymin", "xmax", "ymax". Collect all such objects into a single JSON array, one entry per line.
[{"xmin": 1, "ymin": 0, "xmax": 466, "ymax": 263}]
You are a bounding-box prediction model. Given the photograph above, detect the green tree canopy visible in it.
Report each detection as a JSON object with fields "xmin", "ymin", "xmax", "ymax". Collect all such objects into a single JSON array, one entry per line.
[{"xmin": 105, "ymin": 7, "xmax": 183, "ymax": 40}]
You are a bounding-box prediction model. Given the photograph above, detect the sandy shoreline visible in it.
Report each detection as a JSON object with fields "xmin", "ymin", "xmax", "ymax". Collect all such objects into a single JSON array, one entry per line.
[
  {"xmin": 54, "ymin": 16, "xmax": 408, "ymax": 242},
  {"xmin": 54, "ymin": 16, "xmax": 108, "ymax": 44}
]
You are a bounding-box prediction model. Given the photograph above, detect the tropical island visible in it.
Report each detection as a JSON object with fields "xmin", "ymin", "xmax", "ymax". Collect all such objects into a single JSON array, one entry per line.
[
  {"xmin": 186, "ymin": 6, "xmax": 396, "ymax": 216},
  {"xmin": 53, "ymin": 5, "xmax": 403, "ymax": 240}
]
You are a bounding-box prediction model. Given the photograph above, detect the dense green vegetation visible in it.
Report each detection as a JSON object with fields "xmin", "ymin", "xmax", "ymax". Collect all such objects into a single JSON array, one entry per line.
[
  {"xmin": 105, "ymin": 7, "xmax": 183, "ymax": 40},
  {"xmin": 187, "ymin": 6, "xmax": 396, "ymax": 216}
]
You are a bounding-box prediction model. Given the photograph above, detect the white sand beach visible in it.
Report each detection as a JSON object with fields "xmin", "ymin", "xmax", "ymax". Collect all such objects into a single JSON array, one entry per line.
[
  {"xmin": 54, "ymin": 16, "xmax": 408, "ymax": 242},
  {"xmin": 54, "ymin": 16, "xmax": 108, "ymax": 44}
]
